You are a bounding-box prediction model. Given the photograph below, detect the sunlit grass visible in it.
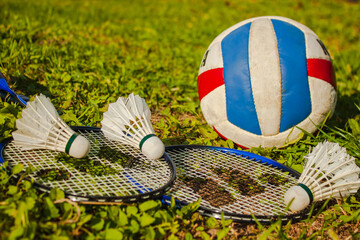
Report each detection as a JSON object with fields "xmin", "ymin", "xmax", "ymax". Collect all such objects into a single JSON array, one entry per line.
[{"xmin": 1, "ymin": 0, "xmax": 360, "ymax": 238}]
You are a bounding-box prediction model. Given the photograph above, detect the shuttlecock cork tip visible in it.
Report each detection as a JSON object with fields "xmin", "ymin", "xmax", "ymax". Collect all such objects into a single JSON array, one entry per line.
[
  {"xmin": 284, "ymin": 184, "xmax": 313, "ymax": 212},
  {"xmin": 66, "ymin": 134, "xmax": 91, "ymax": 158},
  {"xmin": 139, "ymin": 134, "xmax": 165, "ymax": 160}
]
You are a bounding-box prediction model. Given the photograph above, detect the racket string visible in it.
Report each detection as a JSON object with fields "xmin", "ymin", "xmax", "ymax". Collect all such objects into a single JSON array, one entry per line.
[
  {"xmin": 3, "ymin": 129, "xmax": 174, "ymax": 200},
  {"xmin": 166, "ymin": 147, "xmax": 298, "ymax": 216}
]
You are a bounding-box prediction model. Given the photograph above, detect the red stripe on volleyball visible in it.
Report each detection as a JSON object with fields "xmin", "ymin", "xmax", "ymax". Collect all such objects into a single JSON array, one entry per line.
[
  {"xmin": 197, "ymin": 68, "xmax": 225, "ymax": 101},
  {"xmin": 307, "ymin": 59, "xmax": 336, "ymax": 90}
]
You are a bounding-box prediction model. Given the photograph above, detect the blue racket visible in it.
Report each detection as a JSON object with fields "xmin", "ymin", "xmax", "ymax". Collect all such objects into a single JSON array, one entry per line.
[
  {"xmin": 1, "ymin": 126, "xmax": 176, "ymax": 203},
  {"xmin": 161, "ymin": 145, "xmax": 309, "ymax": 223},
  {"xmin": 0, "ymin": 72, "xmax": 176, "ymax": 203}
]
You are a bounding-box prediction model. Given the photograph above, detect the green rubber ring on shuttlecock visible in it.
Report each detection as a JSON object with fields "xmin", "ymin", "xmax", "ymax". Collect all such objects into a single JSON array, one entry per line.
[
  {"xmin": 298, "ymin": 183, "xmax": 314, "ymax": 203},
  {"xmin": 65, "ymin": 134, "xmax": 78, "ymax": 155},
  {"xmin": 139, "ymin": 134, "xmax": 156, "ymax": 150}
]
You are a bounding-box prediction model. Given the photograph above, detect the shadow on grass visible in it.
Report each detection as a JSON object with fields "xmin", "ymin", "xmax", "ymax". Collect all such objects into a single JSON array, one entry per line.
[
  {"xmin": 9, "ymin": 74, "xmax": 51, "ymax": 98},
  {"xmin": 329, "ymin": 92, "xmax": 360, "ymax": 129}
]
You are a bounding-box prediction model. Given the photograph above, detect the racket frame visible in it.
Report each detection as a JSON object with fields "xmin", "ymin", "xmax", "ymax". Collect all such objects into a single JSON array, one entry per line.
[{"xmin": 163, "ymin": 145, "xmax": 310, "ymax": 223}]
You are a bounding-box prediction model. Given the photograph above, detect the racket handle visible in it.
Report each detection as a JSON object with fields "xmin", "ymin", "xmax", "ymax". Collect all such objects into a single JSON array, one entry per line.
[
  {"xmin": 0, "ymin": 142, "xmax": 6, "ymax": 170},
  {"xmin": 0, "ymin": 73, "xmax": 28, "ymax": 107},
  {"xmin": 0, "ymin": 143, "xmax": 5, "ymax": 164}
]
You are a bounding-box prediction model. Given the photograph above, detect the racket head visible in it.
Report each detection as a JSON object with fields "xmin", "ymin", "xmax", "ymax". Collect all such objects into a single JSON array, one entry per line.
[
  {"xmin": 164, "ymin": 145, "xmax": 309, "ymax": 223},
  {"xmin": 0, "ymin": 126, "xmax": 176, "ymax": 203}
]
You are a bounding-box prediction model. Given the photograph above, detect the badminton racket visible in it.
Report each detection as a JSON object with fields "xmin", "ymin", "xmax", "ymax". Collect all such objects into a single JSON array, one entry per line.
[
  {"xmin": 0, "ymin": 73, "xmax": 176, "ymax": 203},
  {"xmin": 162, "ymin": 145, "xmax": 310, "ymax": 223}
]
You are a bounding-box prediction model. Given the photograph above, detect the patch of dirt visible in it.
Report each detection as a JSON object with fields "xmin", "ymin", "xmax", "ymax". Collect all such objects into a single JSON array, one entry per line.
[
  {"xmin": 35, "ymin": 168, "xmax": 70, "ymax": 181},
  {"xmin": 181, "ymin": 176, "xmax": 235, "ymax": 208},
  {"xmin": 211, "ymin": 168, "xmax": 265, "ymax": 196}
]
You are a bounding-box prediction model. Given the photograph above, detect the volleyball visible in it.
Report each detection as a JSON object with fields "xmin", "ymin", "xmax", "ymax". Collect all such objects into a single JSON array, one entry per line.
[{"xmin": 197, "ymin": 16, "xmax": 337, "ymax": 148}]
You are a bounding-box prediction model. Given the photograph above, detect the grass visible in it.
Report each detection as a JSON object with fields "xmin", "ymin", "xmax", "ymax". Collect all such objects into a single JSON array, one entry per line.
[{"xmin": 0, "ymin": 0, "xmax": 360, "ymax": 239}]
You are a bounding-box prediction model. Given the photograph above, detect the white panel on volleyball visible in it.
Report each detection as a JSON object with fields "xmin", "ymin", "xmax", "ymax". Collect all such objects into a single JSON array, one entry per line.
[
  {"xmin": 200, "ymin": 85, "xmax": 227, "ymax": 127},
  {"xmin": 214, "ymin": 117, "xmax": 313, "ymax": 148},
  {"xmin": 308, "ymin": 76, "xmax": 337, "ymax": 119},
  {"xmin": 198, "ymin": 42, "xmax": 223, "ymax": 76},
  {"xmin": 306, "ymin": 34, "xmax": 332, "ymax": 60},
  {"xmin": 248, "ymin": 17, "xmax": 282, "ymax": 136},
  {"xmin": 213, "ymin": 119, "xmax": 304, "ymax": 148}
]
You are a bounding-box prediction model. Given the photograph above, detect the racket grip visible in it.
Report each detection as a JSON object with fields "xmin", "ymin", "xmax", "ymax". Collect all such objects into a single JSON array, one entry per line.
[{"xmin": 0, "ymin": 75, "xmax": 28, "ymax": 107}]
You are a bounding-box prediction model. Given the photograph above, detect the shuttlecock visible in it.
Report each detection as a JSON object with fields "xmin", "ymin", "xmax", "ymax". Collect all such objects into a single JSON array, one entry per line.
[
  {"xmin": 284, "ymin": 141, "xmax": 360, "ymax": 212},
  {"xmin": 12, "ymin": 94, "xmax": 91, "ymax": 158},
  {"xmin": 101, "ymin": 93, "xmax": 165, "ymax": 160}
]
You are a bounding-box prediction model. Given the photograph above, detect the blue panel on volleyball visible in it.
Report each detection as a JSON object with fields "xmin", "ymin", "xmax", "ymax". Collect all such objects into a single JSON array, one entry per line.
[
  {"xmin": 221, "ymin": 22, "xmax": 262, "ymax": 135},
  {"xmin": 271, "ymin": 20, "xmax": 311, "ymax": 132}
]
